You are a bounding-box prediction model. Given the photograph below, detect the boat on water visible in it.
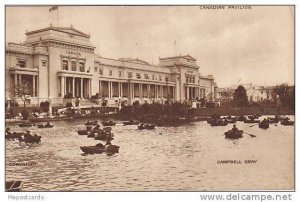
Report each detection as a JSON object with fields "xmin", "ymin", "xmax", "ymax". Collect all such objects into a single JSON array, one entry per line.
[
  {"xmin": 102, "ymin": 121, "xmax": 116, "ymax": 126},
  {"xmin": 244, "ymin": 119, "xmax": 260, "ymax": 124},
  {"xmin": 6, "ymin": 180, "xmax": 23, "ymax": 192},
  {"xmin": 210, "ymin": 119, "xmax": 228, "ymax": 126},
  {"xmin": 267, "ymin": 117, "xmax": 279, "ymax": 124},
  {"xmin": 85, "ymin": 120, "xmax": 98, "ymax": 126},
  {"xmin": 37, "ymin": 123, "xmax": 54, "ymax": 128},
  {"xmin": 80, "ymin": 143, "xmax": 120, "ymax": 154},
  {"xmin": 259, "ymin": 121, "xmax": 269, "ymax": 129},
  {"xmin": 237, "ymin": 116, "xmax": 247, "ymax": 121},
  {"xmin": 30, "ymin": 116, "xmax": 73, "ymax": 122},
  {"xmin": 224, "ymin": 130, "xmax": 243, "ymax": 139},
  {"xmin": 123, "ymin": 120, "xmax": 140, "ymax": 125},
  {"xmin": 77, "ymin": 130, "xmax": 89, "ymax": 135},
  {"xmin": 18, "ymin": 122, "xmax": 35, "ymax": 127},
  {"xmin": 138, "ymin": 123, "xmax": 156, "ymax": 130},
  {"xmin": 281, "ymin": 120, "xmax": 294, "ymax": 126}
]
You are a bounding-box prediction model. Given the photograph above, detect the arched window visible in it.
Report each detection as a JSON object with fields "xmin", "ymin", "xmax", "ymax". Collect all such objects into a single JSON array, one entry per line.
[
  {"xmin": 71, "ymin": 61, "xmax": 77, "ymax": 71},
  {"xmin": 62, "ymin": 60, "xmax": 69, "ymax": 70},
  {"xmin": 79, "ymin": 62, "xmax": 85, "ymax": 72}
]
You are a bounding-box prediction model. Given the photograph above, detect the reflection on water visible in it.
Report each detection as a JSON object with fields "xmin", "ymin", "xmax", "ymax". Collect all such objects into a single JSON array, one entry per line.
[{"xmin": 6, "ymin": 116, "xmax": 294, "ymax": 191}]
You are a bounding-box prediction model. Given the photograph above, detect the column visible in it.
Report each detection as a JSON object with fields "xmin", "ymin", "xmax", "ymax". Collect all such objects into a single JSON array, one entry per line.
[
  {"xmin": 61, "ymin": 76, "xmax": 65, "ymax": 97},
  {"xmin": 33, "ymin": 75, "xmax": 36, "ymax": 97},
  {"xmin": 80, "ymin": 78, "xmax": 83, "ymax": 98},
  {"xmin": 89, "ymin": 79, "xmax": 92, "ymax": 98},
  {"xmin": 108, "ymin": 81, "xmax": 111, "ymax": 98},
  {"xmin": 187, "ymin": 87, "xmax": 190, "ymax": 100},
  {"xmin": 147, "ymin": 84, "xmax": 150, "ymax": 98},
  {"xmin": 36, "ymin": 76, "xmax": 39, "ymax": 97},
  {"xmin": 72, "ymin": 77, "xmax": 75, "ymax": 97},
  {"xmin": 139, "ymin": 84, "xmax": 142, "ymax": 99},
  {"xmin": 99, "ymin": 80, "xmax": 102, "ymax": 94},
  {"xmin": 14, "ymin": 74, "xmax": 18, "ymax": 96},
  {"xmin": 18, "ymin": 74, "xmax": 22, "ymax": 84},
  {"xmin": 120, "ymin": 82, "xmax": 123, "ymax": 97},
  {"xmin": 173, "ymin": 86, "xmax": 175, "ymax": 99},
  {"xmin": 64, "ymin": 77, "xmax": 67, "ymax": 96},
  {"xmin": 14, "ymin": 74, "xmax": 18, "ymax": 86},
  {"xmin": 118, "ymin": 82, "xmax": 121, "ymax": 98},
  {"xmin": 127, "ymin": 82, "xmax": 131, "ymax": 105},
  {"xmin": 132, "ymin": 83, "xmax": 135, "ymax": 99}
]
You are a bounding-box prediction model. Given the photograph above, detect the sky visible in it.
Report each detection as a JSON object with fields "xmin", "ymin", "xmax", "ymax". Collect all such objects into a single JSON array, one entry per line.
[{"xmin": 5, "ymin": 6, "xmax": 294, "ymax": 87}]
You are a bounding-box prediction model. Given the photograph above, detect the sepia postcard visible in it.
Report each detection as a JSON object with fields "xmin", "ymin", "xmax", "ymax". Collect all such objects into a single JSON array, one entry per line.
[{"xmin": 4, "ymin": 5, "xmax": 295, "ymax": 192}]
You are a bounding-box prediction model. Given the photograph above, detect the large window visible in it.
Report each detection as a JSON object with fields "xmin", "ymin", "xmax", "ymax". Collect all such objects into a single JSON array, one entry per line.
[
  {"xmin": 99, "ymin": 68, "xmax": 103, "ymax": 75},
  {"xmin": 71, "ymin": 61, "xmax": 76, "ymax": 71},
  {"xmin": 62, "ymin": 60, "xmax": 68, "ymax": 70},
  {"xmin": 79, "ymin": 62, "xmax": 85, "ymax": 72},
  {"xmin": 128, "ymin": 72, "xmax": 133, "ymax": 78}
]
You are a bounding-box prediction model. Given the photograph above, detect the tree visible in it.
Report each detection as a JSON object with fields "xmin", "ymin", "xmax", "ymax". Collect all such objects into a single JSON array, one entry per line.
[
  {"xmin": 10, "ymin": 81, "xmax": 30, "ymax": 109},
  {"xmin": 233, "ymin": 85, "xmax": 248, "ymax": 107},
  {"xmin": 272, "ymin": 83, "xmax": 295, "ymax": 110},
  {"xmin": 219, "ymin": 89, "xmax": 234, "ymax": 105}
]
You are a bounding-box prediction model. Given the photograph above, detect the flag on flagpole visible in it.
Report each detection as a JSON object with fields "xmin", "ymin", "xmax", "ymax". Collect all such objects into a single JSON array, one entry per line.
[{"xmin": 49, "ymin": 6, "xmax": 58, "ymax": 12}]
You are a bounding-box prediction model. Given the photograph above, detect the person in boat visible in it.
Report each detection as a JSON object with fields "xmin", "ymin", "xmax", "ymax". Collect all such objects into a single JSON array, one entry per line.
[
  {"xmin": 261, "ymin": 118, "xmax": 268, "ymax": 124},
  {"xmin": 93, "ymin": 124, "xmax": 100, "ymax": 131},
  {"xmin": 105, "ymin": 139, "xmax": 112, "ymax": 146},
  {"xmin": 6, "ymin": 127, "xmax": 11, "ymax": 135},
  {"xmin": 45, "ymin": 121, "xmax": 51, "ymax": 127},
  {"xmin": 231, "ymin": 124, "xmax": 238, "ymax": 132}
]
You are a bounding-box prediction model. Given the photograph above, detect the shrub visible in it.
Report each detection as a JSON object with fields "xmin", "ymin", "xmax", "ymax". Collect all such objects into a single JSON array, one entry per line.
[
  {"xmin": 21, "ymin": 110, "xmax": 29, "ymax": 120},
  {"xmin": 40, "ymin": 101, "xmax": 50, "ymax": 112},
  {"xmin": 66, "ymin": 102, "xmax": 73, "ymax": 108}
]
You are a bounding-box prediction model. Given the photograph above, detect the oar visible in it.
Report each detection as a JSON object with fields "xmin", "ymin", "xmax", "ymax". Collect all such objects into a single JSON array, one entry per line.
[
  {"xmin": 249, "ymin": 123, "xmax": 259, "ymax": 127},
  {"xmin": 243, "ymin": 131, "xmax": 256, "ymax": 137}
]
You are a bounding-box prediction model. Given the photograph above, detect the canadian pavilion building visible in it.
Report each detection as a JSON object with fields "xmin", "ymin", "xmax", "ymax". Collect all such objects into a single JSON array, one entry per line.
[{"xmin": 5, "ymin": 25, "xmax": 218, "ymax": 108}]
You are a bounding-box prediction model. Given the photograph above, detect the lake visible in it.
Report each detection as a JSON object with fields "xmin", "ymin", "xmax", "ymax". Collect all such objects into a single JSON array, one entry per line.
[{"xmin": 5, "ymin": 116, "xmax": 294, "ymax": 191}]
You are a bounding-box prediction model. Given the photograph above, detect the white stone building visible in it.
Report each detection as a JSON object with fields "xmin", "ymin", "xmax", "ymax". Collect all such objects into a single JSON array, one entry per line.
[{"xmin": 5, "ymin": 25, "xmax": 218, "ymax": 107}]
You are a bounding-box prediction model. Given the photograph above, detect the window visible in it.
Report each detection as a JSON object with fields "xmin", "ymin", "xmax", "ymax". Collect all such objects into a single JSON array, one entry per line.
[
  {"xmin": 128, "ymin": 72, "xmax": 133, "ymax": 78},
  {"xmin": 18, "ymin": 60, "xmax": 26, "ymax": 68},
  {"xmin": 144, "ymin": 74, "xmax": 149, "ymax": 79},
  {"xmin": 136, "ymin": 73, "xmax": 141, "ymax": 79},
  {"xmin": 165, "ymin": 77, "xmax": 169, "ymax": 82},
  {"xmin": 71, "ymin": 61, "xmax": 76, "ymax": 71},
  {"xmin": 119, "ymin": 71, "xmax": 122, "ymax": 77},
  {"xmin": 159, "ymin": 76, "xmax": 162, "ymax": 81},
  {"xmin": 109, "ymin": 70, "xmax": 113, "ymax": 76},
  {"xmin": 186, "ymin": 76, "xmax": 189, "ymax": 83},
  {"xmin": 41, "ymin": 60, "xmax": 47, "ymax": 67},
  {"xmin": 99, "ymin": 68, "xmax": 103, "ymax": 75},
  {"xmin": 152, "ymin": 75, "xmax": 155, "ymax": 80},
  {"xmin": 62, "ymin": 60, "xmax": 68, "ymax": 70},
  {"xmin": 79, "ymin": 62, "xmax": 85, "ymax": 72},
  {"xmin": 94, "ymin": 67, "xmax": 98, "ymax": 72}
]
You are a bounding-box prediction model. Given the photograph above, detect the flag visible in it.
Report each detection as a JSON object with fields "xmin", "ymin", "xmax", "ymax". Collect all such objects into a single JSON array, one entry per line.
[{"xmin": 49, "ymin": 6, "xmax": 58, "ymax": 12}]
